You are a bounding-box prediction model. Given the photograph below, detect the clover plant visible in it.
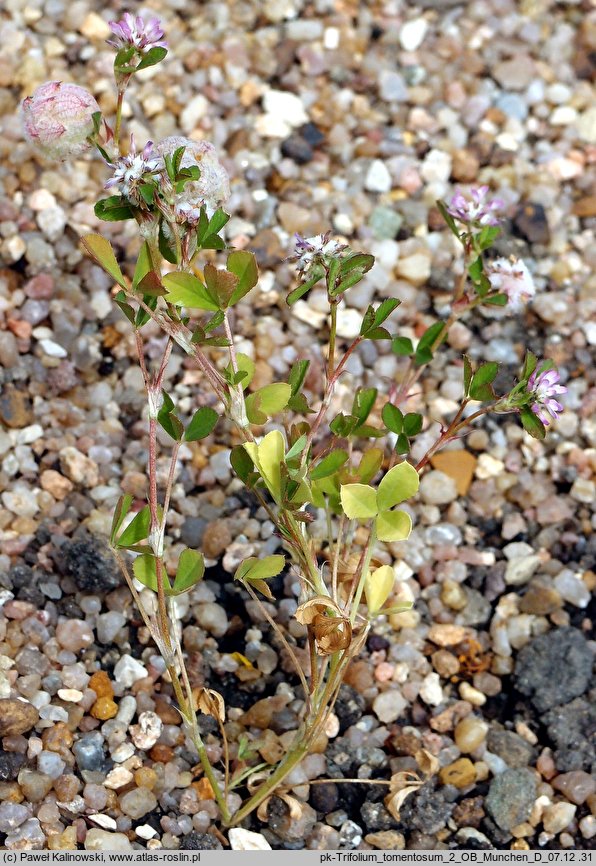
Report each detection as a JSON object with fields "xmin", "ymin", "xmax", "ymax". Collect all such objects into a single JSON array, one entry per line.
[{"xmin": 21, "ymin": 13, "xmax": 566, "ymax": 826}]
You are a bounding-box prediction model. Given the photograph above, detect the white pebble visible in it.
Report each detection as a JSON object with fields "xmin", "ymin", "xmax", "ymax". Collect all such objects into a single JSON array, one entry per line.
[
  {"xmin": 399, "ymin": 17, "xmax": 428, "ymax": 51},
  {"xmin": 373, "ymin": 689, "xmax": 408, "ymax": 724},
  {"xmin": 38, "ymin": 338, "xmax": 67, "ymax": 358},
  {"xmin": 543, "ymin": 802, "xmax": 576, "ymax": 835},
  {"xmin": 229, "ymin": 828, "xmax": 272, "ymax": 850},
  {"xmin": 113, "ymin": 655, "xmax": 147, "ymax": 688},
  {"xmin": 365, "ymin": 159, "xmax": 392, "ymax": 193},
  {"xmin": 419, "ymin": 672, "xmax": 443, "ymax": 706},
  {"xmin": 130, "ymin": 711, "xmax": 163, "ymax": 751}
]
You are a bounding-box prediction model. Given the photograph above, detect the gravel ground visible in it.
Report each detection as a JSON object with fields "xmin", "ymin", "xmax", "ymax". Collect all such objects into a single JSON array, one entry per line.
[{"xmin": 0, "ymin": 0, "xmax": 595, "ymax": 852}]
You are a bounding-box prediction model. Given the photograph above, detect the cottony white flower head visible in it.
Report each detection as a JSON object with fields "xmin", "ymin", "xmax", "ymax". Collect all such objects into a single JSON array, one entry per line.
[
  {"xmin": 155, "ymin": 136, "xmax": 230, "ymax": 217},
  {"xmin": 528, "ymin": 368, "xmax": 566, "ymax": 426},
  {"xmin": 447, "ymin": 185, "xmax": 504, "ymax": 227},
  {"xmin": 487, "ymin": 257, "xmax": 535, "ymax": 311},
  {"xmin": 292, "ymin": 233, "xmax": 347, "ymax": 272},
  {"xmin": 21, "ymin": 81, "xmax": 100, "ymax": 161},
  {"xmin": 105, "ymin": 134, "xmax": 160, "ymax": 205},
  {"xmin": 107, "ymin": 13, "xmax": 167, "ymax": 52}
]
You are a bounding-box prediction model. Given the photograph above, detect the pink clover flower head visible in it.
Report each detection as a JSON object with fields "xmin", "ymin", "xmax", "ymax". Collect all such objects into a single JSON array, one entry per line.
[
  {"xmin": 155, "ymin": 136, "xmax": 230, "ymax": 216},
  {"xmin": 292, "ymin": 233, "xmax": 347, "ymax": 271},
  {"xmin": 105, "ymin": 134, "xmax": 160, "ymax": 204},
  {"xmin": 21, "ymin": 81, "xmax": 100, "ymax": 161},
  {"xmin": 527, "ymin": 367, "xmax": 566, "ymax": 426},
  {"xmin": 487, "ymin": 257, "xmax": 535, "ymax": 311},
  {"xmin": 447, "ymin": 185, "xmax": 504, "ymax": 227},
  {"xmin": 107, "ymin": 13, "xmax": 167, "ymax": 52}
]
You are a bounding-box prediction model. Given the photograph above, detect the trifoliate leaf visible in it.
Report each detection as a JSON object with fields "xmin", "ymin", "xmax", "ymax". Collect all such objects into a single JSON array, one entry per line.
[
  {"xmin": 340, "ymin": 484, "xmax": 378, "ymax": 520},
  {"xmin": 377, "ymin": 462, "xmax": 420, "ymax": 512},
  {"xmin": 376, "ymin": 509, "xmax": 412, "ymax": 542}
]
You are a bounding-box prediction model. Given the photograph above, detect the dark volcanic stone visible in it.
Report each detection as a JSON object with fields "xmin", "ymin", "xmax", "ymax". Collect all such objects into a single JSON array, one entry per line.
[
  {"xmin": 0, "ymin": 750, "xmax": 26, "ymax": 781},
  {"xmin": 326, "ymin": 737, "xmax": 356, "ymax": 775},
  {"xmin": 8, "ymin": 564, "xmax": 34, "ymax": 589},
  {"xmin": 16, "ymin": 584, "xmax": 45, "ymax": 606},
  {"xmin": 310, "ymin": 781, "xmax": 339, "ymax": 813},
  {"xmin": 402, "ymin": 784, "xmax": 453, "ymax": 835},
  {"xmin": 367, "ymin": 634, "xmax": 390, "ymax": 652},
  {"xmin": 334, "ymin": 685, "xmax": 365, "ymax": 732},
  {"xmin": 485, "ymin": 769, "xmax": 536, "ymax": 832},
  {"xmin": 513, "ymin": 202, "xmax": 550, "ymax": 245},
  {"xmin": 300, "ymin": 123, "xmax": 325, "ymax": 147},
  {"xmin": 486, "ymin": 728, "xmax": 535, "ymax": 768},
  {"xmin": 281, "ymin": 134, "xmax": 313, "ymax": 164},
  {"xmin": 514, "ymin": 627, "xmax": 593, "ymax": 712},
  {"xmin": 267, "ymin": 796, "xmax": 317, "ymax": 842},
  {"xmin": 543, "ymin": 693, "xmax": 596, "ymax": 773},
  {"xmin": 58, "ymin": 532, "xmax": 121, "ymax": 593},
  {"xmin": 360, "ymin": 800, "xmax": 400, "ymax": 832},
  {"xmin": 180, "ymin": 832, "xmax": 222, "ymax": 850}
]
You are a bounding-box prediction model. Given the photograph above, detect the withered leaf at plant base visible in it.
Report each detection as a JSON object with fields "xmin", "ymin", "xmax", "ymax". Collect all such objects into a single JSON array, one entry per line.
[
  {"xmin": 295, "ymin": 595, "xmax": 344, "ymax": 625},
  {"xmin": 384, "ymin": 770, "xmax": 423, "ymax": 821},
  {"xmin": 257, "ymin": 791, "xmax": 304, "ymax": 823},
  {"xmin": 311, "ymin": 613, "xmax": 352, "ymax": 655},
  {"xmin": 193, "ymin": 687, "xmax": 225, "ymax": 723}
]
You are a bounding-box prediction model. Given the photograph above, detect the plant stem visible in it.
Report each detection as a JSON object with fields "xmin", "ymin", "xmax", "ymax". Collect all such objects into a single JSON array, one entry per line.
[
  {"xmin": 327, "ymin": 301, "xmax": 338, "ymax": 382},
  {"xmin": 415, "ymin": 401, "xmax": 494, "ymax": 471},
  {"xmin": 349, "ymin": 524, "xmax": 377, "ymax": 625},
  {"xmin": 223, "ymin": 735, "xmax": 310, "ymax": 827},
  {"xmin": 114, "ymin": 89, "xmax": 125, "ymax": 153}
]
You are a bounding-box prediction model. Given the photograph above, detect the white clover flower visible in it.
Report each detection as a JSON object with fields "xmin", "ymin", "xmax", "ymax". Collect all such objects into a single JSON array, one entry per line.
[
  {"xmin": 487, "ymin": 257, "xmax": 535, "ymax": 311},
  {"xmin": 105, "ymin": 135, "xmax": 160, "ymax": 205},
  {"xmin": 154, "ymin": 136, "xmax": 230, "ymax": 217},
  {"xmin": 22, "ymin": 81, "xmax": 100, "ymax": 161},
  {"xmin": 291, "ymin": 233, "xmax": 347, "ymax": 272}
]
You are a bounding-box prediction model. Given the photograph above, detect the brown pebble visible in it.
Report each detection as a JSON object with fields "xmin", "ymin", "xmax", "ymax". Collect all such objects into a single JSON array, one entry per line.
[
  {"xmin": 0, "ymin": 388, "xmax": 33, "ymax": 429},
  {"xmin": 552, "ymin": 771, "xmax": 596, "ymax": 806},
  {"xmin": 343, "ymin": 659, "xmax": 374, "ymax": 692},
  {"xmin": 390, "ymin": 729, "xmax": 421, "ymax": 756},
  {"xmin": 53, "ymin": 774, "xmax": 81, "ymax": 801},
  {"xmin": 154, "ymin": 696, "xmax": 182, "ymax": 725},
  {"xmin": 432, "ymin": 649, "xmax": 460, "ymax": 678},
  {"xmin": 42, "ymin": 722, "xmax": 74, "ymax": 756},
  {"xmin": 519, "ymin": 583, "xmax": 562, "ymax": 615},
  {"xmin": 472, "ymin": 672, "xmax": 502, "ymax": 697},
  {"xmin": 0, "ymin": 698, "xmax": 39, "ymax": 736},
  {"xmin": 88, "ymin": 671, "xmax": 114, "ymax": 700},
  {"xmin": 240, "ymin": 695, "xmax": 289, "ymax": 729},
  {"xmin": 430, "ymin": 700, "xmax": 471, "ymax": 733},
  {"xmin": 439, "ymin": 758, "xmax": 476, "ymax": 789},
  {"xmin": 452, "ymin": 796, "xmax": 485, "ymax": 828},
  {"xmin": 572, "ymin": 196, "xmax": 596, "ymax": 218},
  {"xmin": 202, "ymin": 519, "xmax": 232, "ymax": 559},
  {"xmin": 193, "ymin": 777, "xmax": 215, "ymax": 800},
  {"xmin": 149, "ymin": 744, "xmax": 174, "ymax": 763}
]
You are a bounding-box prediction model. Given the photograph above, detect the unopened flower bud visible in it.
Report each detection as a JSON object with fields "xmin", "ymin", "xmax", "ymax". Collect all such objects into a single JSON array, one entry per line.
[{"xmin": 22, "ymin": 81, "xmax": 100, "ymax": 161}]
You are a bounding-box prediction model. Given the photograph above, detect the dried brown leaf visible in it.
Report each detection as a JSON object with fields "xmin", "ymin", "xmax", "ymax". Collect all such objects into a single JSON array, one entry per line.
[{"xmin": 193, "ymin": 687, "xmax": 225, "ymax": 723}]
